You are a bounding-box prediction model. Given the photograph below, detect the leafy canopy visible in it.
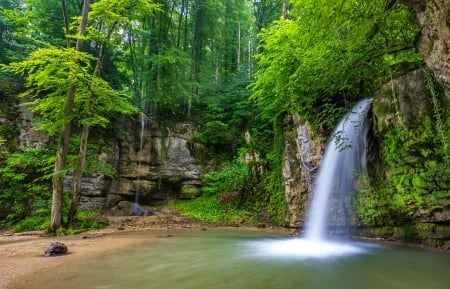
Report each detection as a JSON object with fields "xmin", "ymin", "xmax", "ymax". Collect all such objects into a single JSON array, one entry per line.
[
  {"xmin": 251, "ymin": 0, "xmax": 421, "ymax": 130},
  {"xmin": 3, "ymin": 47, "xmax": 137, "ymax": 136}
]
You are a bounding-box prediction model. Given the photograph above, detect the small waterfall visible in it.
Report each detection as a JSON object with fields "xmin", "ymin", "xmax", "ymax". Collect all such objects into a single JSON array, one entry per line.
[
  {"xmin": 304, "ymin": 99, "xmax": 372, "ymax": 241},
  {"xmin": 132, "ymin": 113, "xmax": 148, "ymax": 216},
  {"xmin": 243, "ymin": 99, "xmax": 373, "ymax": 258}
]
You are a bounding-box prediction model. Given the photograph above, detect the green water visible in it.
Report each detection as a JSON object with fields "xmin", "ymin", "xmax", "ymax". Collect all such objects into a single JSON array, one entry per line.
[{"xmin": 32, "ymin": 230, "xmax": 450, "ymax": 289}]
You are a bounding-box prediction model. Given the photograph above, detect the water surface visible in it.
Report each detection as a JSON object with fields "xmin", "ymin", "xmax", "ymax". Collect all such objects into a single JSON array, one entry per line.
[{"xmin": 31, "ymin": 230, "xmax": 450, "ymax": 289}]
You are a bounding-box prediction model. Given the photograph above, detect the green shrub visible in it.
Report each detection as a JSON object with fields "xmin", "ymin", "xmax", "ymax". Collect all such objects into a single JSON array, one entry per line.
[
  {"xmin": 12, "ymin": 216, "xmax": 50, "ymax": 233},
  {"xmin": 172, "ymin": 195, "xmax": 251, "ymax": 224},
  {"xmin": 172, "ymin": 157, "xmax": 254, "ymax": 224},
  {"xmin": 0, "ymin": 148, "xmax": 54, "ymax": 228}
]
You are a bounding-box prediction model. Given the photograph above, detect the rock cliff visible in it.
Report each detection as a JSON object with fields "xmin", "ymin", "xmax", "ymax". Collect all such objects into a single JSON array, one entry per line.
[
  {"xmin": 368, "ymin": 68, "xmax": 450, "ymax": 248},
  {"xmin": 283, "ymin": 114, "xmax": 323, "ymax": 227},
  {"xmin": 68, "ymin": 116, "xmax": 203, "ymax": 214},
  {"xmin": 370, "ymin": 0, "xmax": 450, "ymax": 248},
  {"xmin": 400, "ymin": 0, "xmax": 450, "ymax": 98}
]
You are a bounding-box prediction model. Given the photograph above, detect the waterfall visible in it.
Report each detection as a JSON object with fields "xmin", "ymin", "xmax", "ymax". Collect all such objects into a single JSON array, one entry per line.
[
  {"xmin": 132, "ymin": 113, "xmax": 148, "ymax": 216},
  {"xmin": 304, "ymin": 99, "xmax": 372, "ymax": 240},
  {"xmin": 240, "ymin": 100, "xmax": 373, "ymax": 258}
]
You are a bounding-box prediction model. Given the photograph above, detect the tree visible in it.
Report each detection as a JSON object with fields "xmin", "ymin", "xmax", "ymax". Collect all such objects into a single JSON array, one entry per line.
[
  {"xmin": 50, "ymin": 0, "xmax": 90, "ymax": 234},
  {"xmin": 4, "ymin": 46, "xmax": 138, "ymax": 228},
  {"xmin": 251, "ymin": 0, "xmax": 421, "ymax": 131},
  {"xmin": 251, "ymin": 0, "xmax": 283, "ymax": 32},
  {"xmin": 3, "ymin": 0, "xmax": 155, "ymax": 232},
  {"xmin": 69, "ymin": 0, "xmax": 158, "ymax": 225}
]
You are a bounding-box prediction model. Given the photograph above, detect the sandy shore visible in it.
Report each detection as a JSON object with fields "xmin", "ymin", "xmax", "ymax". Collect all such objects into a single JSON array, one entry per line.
[
  {"xmin": 0, "ymin": 209, "xmax": 204, "ymax": 289},
  {"xmin": 0, "ymin": 230, "xmax": 162, "ymax": 289},
  {"xmin": 0, "ymin": 211, "xmax": 289, "ymax": 289}
]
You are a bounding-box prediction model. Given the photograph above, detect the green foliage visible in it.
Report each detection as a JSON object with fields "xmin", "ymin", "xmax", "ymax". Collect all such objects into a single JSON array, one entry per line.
[
  {"xmin": 354, "ymin": 176, "xmax": 391, "ymax": 226},
  {"xmin": 355, "ymin": 116, "xmax": 450, "ymax": 226},
  {"xmin": 12, "ymin": 216, "xmax": 50, "ymax": 233},
  {"xmin": 172, "ymin": 195, "xmax": 251, "ymax": 224},
  {"xmin": 423, "ymin": 69, "xmax": 450, "ymax": 163},
  {"xmin": 202, "ymin": 157, "xmax": 250, "ymax": 197},
  {"xmin": 263, "ymin": 169, "xmax": 287, "ymax": 225},
  {"xmin": 195, "ymin": 76, "xmax": 254, "ymax": 157},
  {"xmin": 67, "ymin": 135, "xmax": 118, "ymax": 178},
  {"xmin": 0, "ymin": 1, "xmax": 39, "ymax": 63},
  {"xmin": 62, "ymin": 210, "xmax": 109, "ymax": 234},
  {"xmin": 146, "ymin": 47, "xmax": 196, "ymax": 118},
  {"xmin": 172, "ymin": 157, "xmax": 254, "ymax": 224},
  {"xmin": 255, "ymin": 121, "xmax": 287, "ymax": 224},
  {"xmin": 2, "ymin": 47, "xmax": 137, "ymax": 135},
  {"xmin": 88, "ymin": 0, "xmax": 160, "ymax": 36},
  {"xmin": 0, "ymin": 148, "xmax": 54, "ymax": 228},
  {"xmin": 251, "ymin": 0, "xmax": 421, "ymax": 131}
]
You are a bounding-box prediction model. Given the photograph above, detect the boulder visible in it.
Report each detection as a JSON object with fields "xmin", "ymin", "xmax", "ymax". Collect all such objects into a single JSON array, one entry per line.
[{"xmin": 44, "ymin": 242, "xmax": 68, "ymax": 257}]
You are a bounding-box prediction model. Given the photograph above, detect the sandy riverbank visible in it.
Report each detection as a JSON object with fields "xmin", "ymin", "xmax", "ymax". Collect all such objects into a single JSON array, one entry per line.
[
  {"xmin": 0, "ymin": 230, "xmax": 161, "ymax": 289},
  {"xmin": 0, "ymin": 210, "xmax": 289, "ymax": 289}
]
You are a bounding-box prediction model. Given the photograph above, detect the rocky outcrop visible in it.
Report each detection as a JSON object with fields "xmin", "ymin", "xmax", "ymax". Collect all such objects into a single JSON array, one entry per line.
[
  {"xmin": 283, "ymin": 114, "xmax": 323, "ymax": 227},
  {"xmin": 10, "ymin": 96, "xmax": 204, "ymax": 214},
  {"xmin": 400, "ymin": 0, "xmax": 450, "ymax": 98},
  {"xmin": 18, "ymin": 98, "xmax": 49, "ymax": 149},
  {"xmin": 351, "ymin": 0, "xmax": 450, "ymax": 249},
  {"xmin": 373, "ymin": 69, "xmax": 432, "ymax": 130},
  {"xmin": 75, "ymin": 116, "xmax": 203, "ymax": 212}
]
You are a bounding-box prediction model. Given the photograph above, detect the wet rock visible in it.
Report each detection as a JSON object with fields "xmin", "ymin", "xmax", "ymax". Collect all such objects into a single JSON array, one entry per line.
[
  {"xmin": 283, "ymin": 114, "xmax": 324, "ymax": 227},
  {"xmin": 132, "ymin": 202, "xmax": 149, "ymax": 216},
  {"xmin": 44, "ymin": 242, "xmax": 68, "ymax": 257}
]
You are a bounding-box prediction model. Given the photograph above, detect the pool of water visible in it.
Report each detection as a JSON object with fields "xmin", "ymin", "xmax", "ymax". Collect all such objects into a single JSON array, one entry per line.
[{"xmin": 31, "ymin": 229, "xmax": 450, "ymax": 289}]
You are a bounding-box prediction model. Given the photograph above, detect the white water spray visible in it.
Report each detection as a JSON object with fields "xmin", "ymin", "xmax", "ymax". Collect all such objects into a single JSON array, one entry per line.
[
  {"xmin": 132, "ymin": 113, "xmax": 148, "ymax": 216},
  {"xmin": 304, "ymin": 98, "xmax": 372, "ymax": 240}
]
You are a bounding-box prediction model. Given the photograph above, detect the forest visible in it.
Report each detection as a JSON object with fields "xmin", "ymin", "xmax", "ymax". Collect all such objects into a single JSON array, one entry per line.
[{"xmin": 0, "ymin": 0, "xmax": 449, "ymax": 246}]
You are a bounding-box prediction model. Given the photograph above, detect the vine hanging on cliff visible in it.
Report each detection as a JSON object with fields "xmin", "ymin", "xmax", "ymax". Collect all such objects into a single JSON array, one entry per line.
[{"xmin": 423, "ymin": 69, "xmax": 449, "ymax": 164}]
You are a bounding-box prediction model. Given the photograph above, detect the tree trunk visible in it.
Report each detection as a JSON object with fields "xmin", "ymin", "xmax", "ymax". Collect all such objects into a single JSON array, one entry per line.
[
  {"xmin": 49, "ymin": 0, "xmax": 90, "ymax": 234},
  {"xmin": 69, "ymin": 22, "xmax": 114, "ymax": 225},
  {"xmin": 191, "ymin": 0, "xmax": 205, "ymax": 97},
  {"xmin": 237, "ymin": 22, "xmax": 241, "ymax": 72},
  {"xmin": 68, "ymin": 123, "xmax": 89, "ymax": 225},
  {"xmin": 61, "ymin": 0, "xmax": 71, "ymax": 48},
  {"xmin": 282, "ymin": 0, "xmax": 288, "ymax": 20}
]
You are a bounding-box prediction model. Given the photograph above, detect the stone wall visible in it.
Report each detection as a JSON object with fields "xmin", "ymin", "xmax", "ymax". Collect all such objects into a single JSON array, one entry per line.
[{"xmin": 400, "ymin": 0, "xmax": 450, "ymax": 99}]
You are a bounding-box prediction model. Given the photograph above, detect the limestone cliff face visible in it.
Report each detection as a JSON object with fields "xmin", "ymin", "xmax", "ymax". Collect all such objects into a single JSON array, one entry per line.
[
  {"xmin": 71, "ymin": 116, "xmax": 203, "ymax": 213},
  {"xmin": 400, "ymin": 0, "xmax": 450, "ymax": 98},
  {"xmin": 283, "ymin": 114, "xmax": 323, "ymax": 227}
]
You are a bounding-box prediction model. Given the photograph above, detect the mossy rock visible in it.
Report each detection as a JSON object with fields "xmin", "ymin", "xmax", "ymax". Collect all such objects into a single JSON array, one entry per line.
[{"xmin": 179, "ymin": 183, "xmax": 202, "ymax": 199}]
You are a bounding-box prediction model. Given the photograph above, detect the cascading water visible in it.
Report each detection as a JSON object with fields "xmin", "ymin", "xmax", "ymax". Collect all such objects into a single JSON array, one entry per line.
[
  {"xmin": 132, "ymin": 113, "xmax": 148, "ymax": 216},
  {"xmin": 251, "ymin": 99, "xmax": 373, "ymax": 258},
  {"xmin": 304, "ymin": 98, "xmax": 372, "ymax": 240}
]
